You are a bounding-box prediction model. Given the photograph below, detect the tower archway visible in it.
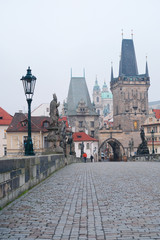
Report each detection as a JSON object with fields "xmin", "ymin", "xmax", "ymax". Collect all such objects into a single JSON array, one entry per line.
[{"xmin": 99, "ymin": 138, "xmax": 125, "ymax": 161}]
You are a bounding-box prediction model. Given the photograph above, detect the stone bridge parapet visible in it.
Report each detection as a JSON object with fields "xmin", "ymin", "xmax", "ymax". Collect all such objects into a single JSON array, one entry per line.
[{"xmin": 0, "ymin": 154, "xmax": 80, "ymax": 208}]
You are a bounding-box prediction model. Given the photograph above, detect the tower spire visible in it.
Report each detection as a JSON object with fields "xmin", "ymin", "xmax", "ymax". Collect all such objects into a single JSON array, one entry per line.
[
  {"xmin": 121, "ymin": 29, "xmax": 123, "ymax": 39},
  {"xmin": 71, "ymin": 68, "xmax": 72, "ymax": 78},
  {"xmin": 111, "ymin": 62, "xmax": 114, "ymax": 81},
  {"xmin": 83, "ymin": 68, "xmax": 85, "ymax": 78},
  {"xmin": 145, "ymin": 56, "xmax": 149, "ymax": 77},
  {"xmin": 131, "ymin": 29, "xmax": 133, "ymax": 39}
]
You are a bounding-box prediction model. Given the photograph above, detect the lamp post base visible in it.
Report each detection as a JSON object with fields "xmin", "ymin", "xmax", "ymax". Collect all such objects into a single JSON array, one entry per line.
[{"xmin": 25, "ymin": 138, "xmax": 35, "ymax": 156}]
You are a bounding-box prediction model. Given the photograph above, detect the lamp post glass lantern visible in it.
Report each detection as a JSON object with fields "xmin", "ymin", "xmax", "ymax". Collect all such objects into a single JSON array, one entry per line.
[
  {"xmin": 21, "ymin": 67, "xmax": 36, "ymax": 155},
  {"xmin": 151, "ymin": 129, "xmax": 155, "ymax": 154}
]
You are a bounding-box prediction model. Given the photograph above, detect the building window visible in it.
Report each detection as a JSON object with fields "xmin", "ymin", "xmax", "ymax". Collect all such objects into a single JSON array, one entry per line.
[
  {"xmin": 96, "ymin": 97, "xmax": 99, "ymax": 103},
  {"xmin": 21, "ymin": 120, "xmax": 28, "ymax": 127},
  {"xmin": 44, "ymin": 136, "xmax": 49, "ymax": 148},
  {"xmin": 46, "ymin": 108, "xmax": 49, "ymax": 112},
  {"xmin": 4, "ymin": 147, "xmax": 7, "ymax": 156},
  {"xmin": 91, "ymin": 131, "xmax": 94, "ymax": 137},
  {"xmin": 133, "ymin": 120, "xmax": 138, "ymax": 130},
  {"xmin": 90, "ymin": 121, "xmax": 94, "ymax": 128},
  {"xmin": 78, "ymin": 143, "xmax": 82, "ymax": 149},
  {"xmin": 97, "ymin": 110, "xmax": 100, "ymax": 115},
  {"xmin": 79, "ymin": 121, "xmax": 83, "ymax": 128},
  {"xmin": 43, "ymin": 121, "xmax": 49, "ymax": 128},
  {"xmin": 153, "ymin": 126, "xmax": 157, "ymax": 133},
  {"xmin": 116, "ymin": 106, "xmax": 118, "ymax": 115},
  {"xmin": 147, "ymin": 127, "xmax": 151, "ymax": 133},
  {"xmin": 4, "ymin": 130, "xmax": 6, "ymax": 139},
  {"xmin": 86, "ymin": 143, "xmax": 89, "ymax": 149}
]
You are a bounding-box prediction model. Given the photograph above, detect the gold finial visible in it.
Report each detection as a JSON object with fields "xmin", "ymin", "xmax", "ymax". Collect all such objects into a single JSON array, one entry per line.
[
  {"xmin": 131, "ymin": 29, "xmax": 133, "ymax": 39},
  {"xmin": 121, "ymin": 29, "xmax": 123, "ymax": 39},
  {"xmin": 146, "ymin": 55, "xmax": 148, "ymax": 60}
]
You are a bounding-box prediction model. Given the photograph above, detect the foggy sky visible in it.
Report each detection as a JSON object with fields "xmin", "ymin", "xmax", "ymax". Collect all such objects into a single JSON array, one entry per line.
[{"xmin": 0, "ymin": 0, "xmax": 160, "ymax": 115}]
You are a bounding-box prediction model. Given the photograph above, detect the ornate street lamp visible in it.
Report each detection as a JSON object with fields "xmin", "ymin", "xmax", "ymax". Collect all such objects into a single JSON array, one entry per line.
[
  {"xmin": 151, "ymin": 129, "xmax": 155, "ymax": 154},
  {"xmin": 21, "ymin": 67, "xmax": 36, "ymax": 156}
]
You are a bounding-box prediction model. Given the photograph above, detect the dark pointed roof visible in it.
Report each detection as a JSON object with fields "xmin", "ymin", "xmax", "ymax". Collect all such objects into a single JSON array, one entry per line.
[
  {"xmin": 67, "ymin": 76, "xmax": 97, "ymax": 115},
  {"xmin": 119, "ymin": 39, "xmax": 138, "ymax": 76}
]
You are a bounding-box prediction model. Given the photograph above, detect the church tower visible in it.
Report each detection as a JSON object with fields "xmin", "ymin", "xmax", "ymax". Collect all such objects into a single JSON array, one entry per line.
[
  {"xmin": 110, "ymin": 38, "xmax": 150, "ymax": 132},
  {"xmin": 93, "ymin": 77, "xmax": 102, "ymax": 115}
]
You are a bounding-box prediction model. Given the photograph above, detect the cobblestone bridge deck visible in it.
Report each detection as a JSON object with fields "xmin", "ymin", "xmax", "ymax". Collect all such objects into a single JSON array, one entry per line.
[{"xmin": 0, "ymin": 162, "xmax": 160, "ymax": 240}]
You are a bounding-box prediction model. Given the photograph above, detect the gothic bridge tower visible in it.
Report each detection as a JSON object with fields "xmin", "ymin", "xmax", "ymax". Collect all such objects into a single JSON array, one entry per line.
[
  {"xmin": 110, "ymin": 38, "xmax": 150, "ymax": 132},
  {"xmin": 98, "ymin": 37, "xmax": 150, "ymax": 160}
]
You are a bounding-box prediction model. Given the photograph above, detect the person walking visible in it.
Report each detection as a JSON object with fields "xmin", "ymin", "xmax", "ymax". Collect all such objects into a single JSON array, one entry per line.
[
  {"xmin": 83, "ymin": 152, "xmax": 87, "ymax": 163},
  {"xmin": 90, "ymin": 154, "xmax": 94, "ymax": 162}
]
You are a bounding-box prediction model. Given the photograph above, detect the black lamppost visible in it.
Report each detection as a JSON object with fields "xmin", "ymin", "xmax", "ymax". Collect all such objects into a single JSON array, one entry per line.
[
  {"xmin": 21, "ymin": 67, "xmax": 36, "ymax": 156},
  {"xmin": 151, "ymin": 129, "xmax": 155, "ymax": 154}
]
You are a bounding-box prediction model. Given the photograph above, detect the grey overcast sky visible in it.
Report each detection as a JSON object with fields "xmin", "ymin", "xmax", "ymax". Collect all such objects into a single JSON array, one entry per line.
[{"xmin": 0, "ymin": 0, "xmax": 160, "ymax": 115}]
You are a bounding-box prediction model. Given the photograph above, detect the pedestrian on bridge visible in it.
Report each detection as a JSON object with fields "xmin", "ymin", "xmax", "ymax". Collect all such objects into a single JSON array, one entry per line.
[
  {"xmin": 90, "ymin": 154, "xmax": 94, "ymax": 162},
  {"xmin": 83, "ymin": 152, "xmax": 87, "ymax": 163}
]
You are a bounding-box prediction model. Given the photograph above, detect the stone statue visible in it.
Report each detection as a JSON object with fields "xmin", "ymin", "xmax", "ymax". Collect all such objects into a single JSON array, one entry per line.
[
  {"xmin": 140, "ymin": 127, "xmax": 145, "ymax": 142},
  {"xmin": 50, "ymin": 93, "xmax": 60, "ymax": 127},
  {"xmin": 46, "ymin": 94, "xmax": 63, "ymax": 153},
  {"xmin": 137, "ymin": 127, "xmax": 149, "ymax": 155},
  {"xmin": 60, "ymin": 121, "xmax": 67, "ymax": 156}
]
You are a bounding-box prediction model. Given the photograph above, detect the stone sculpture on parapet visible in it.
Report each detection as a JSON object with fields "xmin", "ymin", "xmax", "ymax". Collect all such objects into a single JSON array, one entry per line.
[
  {"xmin": 50, "ymin": 93, "xmax": 60, "ymax": 127},
  {"xmin": 137, "ymin": 127, "xmax": 149, "ymax": 155},
  {"xmin": 47, "ymin": 93, "xmax": 63, "ymax": 153}
]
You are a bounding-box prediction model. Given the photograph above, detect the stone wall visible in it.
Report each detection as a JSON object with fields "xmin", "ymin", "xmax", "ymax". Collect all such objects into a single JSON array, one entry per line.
[
  {"xmin": 0, "ymin": 154, "xmax": 80, "ymax": 208},
  {"xmin": 128, "ymin": 154, "xmax": 160, "ymax": 162}
]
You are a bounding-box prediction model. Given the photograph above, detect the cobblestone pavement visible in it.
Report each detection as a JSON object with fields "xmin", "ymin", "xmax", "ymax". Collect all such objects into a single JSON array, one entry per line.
[{"xmin": 0, "ymin": 162, "xmax": 160, "ymax": 240}]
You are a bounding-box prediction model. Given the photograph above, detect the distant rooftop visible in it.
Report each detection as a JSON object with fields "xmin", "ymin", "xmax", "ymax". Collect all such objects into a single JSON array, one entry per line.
[
  {"xmin": 0, "ymin": 107, "xmax": 13, "ymax": 125},
  {"xmin": 73, "ymin": 132, "xmax": 98, "ymax": 142}
]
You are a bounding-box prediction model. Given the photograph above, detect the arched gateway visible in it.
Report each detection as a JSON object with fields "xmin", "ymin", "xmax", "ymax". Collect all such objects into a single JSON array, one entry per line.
[{"xmin": 99, "ymin": 138, "xmax": 125, "ymax": 161}]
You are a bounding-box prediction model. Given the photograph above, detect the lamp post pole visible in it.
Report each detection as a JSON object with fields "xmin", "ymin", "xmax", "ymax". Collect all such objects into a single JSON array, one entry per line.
[
  {"xmin": 151, "ymin": 129, "xmax": 155, "ymax": 154},
  {"xmin": 21, "ymin": 67, "xmax": 36, "ymax": 156}
]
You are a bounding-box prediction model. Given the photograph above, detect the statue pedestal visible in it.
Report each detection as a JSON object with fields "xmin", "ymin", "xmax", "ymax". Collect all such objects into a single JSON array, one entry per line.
[{"xmin": 46, "ymin": 126, "xmax": 63, "ymax": 153}]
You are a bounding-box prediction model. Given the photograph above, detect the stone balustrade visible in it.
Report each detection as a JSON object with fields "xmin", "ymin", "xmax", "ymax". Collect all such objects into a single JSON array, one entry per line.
[{"xmin": 0, "ymin": 154, "xmax": 80, "ymax": 208}]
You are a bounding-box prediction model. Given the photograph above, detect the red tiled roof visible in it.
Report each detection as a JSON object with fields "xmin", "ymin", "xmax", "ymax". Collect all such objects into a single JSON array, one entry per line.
[
  {"xmin": 58, "ymin": 116, "xmax": 69, "ymax": 127},
  {"xmin": 153, "ymin": 109, "xmax": 160, "ymax": 119},
  {"xmin": 0, "ymin": 107, "xmax": 12, "ymax": 125},
  {"xmin": 7, "ymin": 113, "xmax": 50, "ymax": 133},
  {"xmin": 73, "ymin": 132, "xmax": 98, "ymax": 142}
]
